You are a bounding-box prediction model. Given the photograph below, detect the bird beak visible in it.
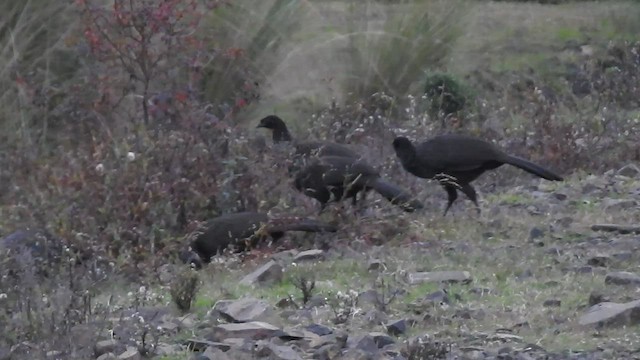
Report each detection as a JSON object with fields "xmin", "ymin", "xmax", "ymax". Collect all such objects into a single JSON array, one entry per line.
[{"xmin": 256, "ymin": 123, "xmax": 265, "ymax": 128}]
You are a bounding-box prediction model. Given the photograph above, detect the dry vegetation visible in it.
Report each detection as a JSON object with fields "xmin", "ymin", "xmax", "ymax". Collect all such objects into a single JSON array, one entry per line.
[{"xmin": 1, "ymin": 0, "xmax": 640, "ymax": 359}]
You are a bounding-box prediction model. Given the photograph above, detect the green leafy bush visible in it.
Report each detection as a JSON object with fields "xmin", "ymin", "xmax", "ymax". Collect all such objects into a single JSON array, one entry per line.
[{"xmin": 423, "ymin": 72, "xmax": 471, "ymax": 116}]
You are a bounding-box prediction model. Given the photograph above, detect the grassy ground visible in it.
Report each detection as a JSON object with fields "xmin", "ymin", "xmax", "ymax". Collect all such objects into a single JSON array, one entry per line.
[
  {"xmin": 179, "ymin": 170, "xmax": 640, "ymax": 351},
  {"xmin": 148, "ymin": 172, "xmax": 640, "ymax": 355},
  {"xmin": 450, "ymin": 1, "xmax": 640, "ymax": 75},
  {"xmin": 241, "ymin": 0, "xmax": 640, "ymax": 127}
]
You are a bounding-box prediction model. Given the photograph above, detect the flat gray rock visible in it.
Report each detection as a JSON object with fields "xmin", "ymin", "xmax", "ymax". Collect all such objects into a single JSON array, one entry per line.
[
  {"xmin": 255, "ymin": 340, "xmax": 302, "ymax": 360},
  {"xmin": 94, "ymin": 339, "xmax": 119, "ymax": 357},
  {"xmin": 579, "ymin": 299, "xmax": 640, "ymax": 327},
  {"xmin": 198, "ymin": 347, "xmax": 232, "ymax": 360},
  {"xmin": 240, "ymin": 260, "xmax": 283, "ymax": 285},
  {"xmin": 117, "ymin": 347, "xmax": 140, "ymax": 360},
  {"xmin": 96, "ymin": 353, "xmax": 117, "ymax": 360},
  {"xmin": 346, "ymin": 334, "xmax": 379, "ymax": 353},
  {"xmin": 405, "ymin": 271, "xmax": 472, "ymax": 285},
  {"xmin": 591, "ymin": 224, "xmax": 640, "ymax": 234},
  {"xmin": 212, "ymin": 298, "xmax": 274, "ymax": 323},
  {"xmin": 294, "ymin": 249, "xmax": 325, "ymax": 262},
  {"xmin": 617, "ymin": 164, "xmax": 640, "ymax": 178},
  {"xmin": 210, "ymin": 321, "xmax": 281, "ymax": 341},
  {"xmin": 183, "ymin": 339, "xmax": 231, "ymax": 352},
  {"xmin": 605, "ymin": 271, "xmax": 640, "ymax": 285},
  {"xmin": 602, "ymin": 198, "xmax": 638, "ymax": 212}
]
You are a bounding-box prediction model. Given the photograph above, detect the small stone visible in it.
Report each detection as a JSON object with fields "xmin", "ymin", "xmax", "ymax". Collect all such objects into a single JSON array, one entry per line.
[
  {"xmin": 579, "ymin": 299, "xmax": 640, "ymax": 327},
  {"xmin": 212, "ymin": 297, "xmax": 274, "ymax": 323},
  {"xmin": 529, "ymin": 227, "xmax": 545, "ymax": 241},
  {"xmin": 294, "ymin": 249, "xmax": 325, "ymax": 262},
  {"xmin": 424, "ymin": 290, "xmax": 449, "ymax": 304},
  {"xmin": 552, "ymin": 192, "xmax": 567, "ymax": 201},
  {"xmin": 617, "ymin": 164, "xmax": 640, "ymax": 178},
  {"xmin": 271, "ymin": 249, "xmax": 299, "ymax": 263},
  {"xmin": 543, "ymin": 299, "xmax": 562, "ymax": 307},
  {"xmin": 405, "ymin": 271, "xmax": 472, "ymax": 285},
  {"xmin": 255, "ymin": 341, "xmax": 302, "ymax": 360},
  {"xmin": 603, "ymin": 198, "xmax": 638, "ymax": 212},
  {"xmin": 588, "ymin": 292, "xmax": 608, "ymax": 307},
  {"xmin": 95, "ymin": 339, "xmax": 119, "ymax": 357},
  {"xmin": 313, "ymin": 343, "xmax": 342, "ymax": 359},
  {"xmin": 587, "ymin": 256, "xmax": 610, "ymax": 267},
  {"xmin": 306, "ymin": 323, "xmax": 333, "ymax": 336},
  {"xmin": 581, "ymin": 182, "xmax": 602, "ymax": 195},
  {"xmin": 358, "ymin": 289, "xmax": 381, "ymax": 306},
  {"xmin": 97, "ymin": 353, "xmax": 117, "ymax": 360},
  {"xmin": 369, "ymin": 332, "xmax": 395, "ymax": 348},
  {"xmin": 198, "ymin": 347, "xmax": 231, "ymax": 360},
  {"xmin": 591, "ymin": 224, "xmax": 640, "ymax": 234},
  {"xmin": 347, "ymin": 334, "xmax": 379, "ymax": 353},
  {"xmin": 210, "ymin": 321, "xmax": 281, "ymax": 341},
  {"xmin": 490, "ymin": 332, "xmax": 523, "ymax": 342},
  {"xmin": 605, "ymin": 271, "xmax": 640, "ymax": 285},
  {"xmin": 367, "ymin": 259, "xmax": 386, "ymax": 272},
  {"xmin": 117, "ymin": 347, "xmax": 140, "ymax": 360},
  {"xmin": 182, "ymin": 339, "xmax": 231, "ymax": 352},
  {"xmin": 240, "ymin": 260, "xmax": 283, "ymax": 285},
  {"xmin": 612, "ymin": 252, "xmax": 633, "ymax": 261},
  {"xmin": 385, "ymin": 319, "xmax": 407, "ymax": 336},
  {"xmin": 575, "ymin": 266, "xmax": 594, "ymax": 274}
]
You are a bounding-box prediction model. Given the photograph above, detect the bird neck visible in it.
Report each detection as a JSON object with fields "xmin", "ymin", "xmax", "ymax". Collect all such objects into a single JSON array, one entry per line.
[
  {"xmin": 272, "ymin": 127, "xmax": 293, "ymax": 142},
  {"xmin": 397, "ymin": 145, "xmax": 417, "ymax": 166}
]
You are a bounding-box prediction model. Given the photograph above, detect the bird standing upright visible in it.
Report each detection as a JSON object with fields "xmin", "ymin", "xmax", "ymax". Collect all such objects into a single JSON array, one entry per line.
[{"xmin": 392, "ymin": 134, "xmax": 563, "ymax": 215}]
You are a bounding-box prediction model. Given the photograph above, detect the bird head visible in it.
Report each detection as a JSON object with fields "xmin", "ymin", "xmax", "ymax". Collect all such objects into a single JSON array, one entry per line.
[
  {"xmin": 256, "ymin": 115, "xmax": 285, "ymax": 130},
  {"xmin": 392, "ymin": 136, "xmax": 416, "ymax": 162},
  {"xmin": 257, "ymin": 115, "xmax": 292, "ymax": 142},
  {"xmin": 392, "ymin": 136, "xmax": 412, "ymax": 150}
]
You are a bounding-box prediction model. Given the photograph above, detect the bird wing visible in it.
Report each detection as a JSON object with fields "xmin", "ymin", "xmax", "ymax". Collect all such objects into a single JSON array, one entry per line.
[
  {"xmin": 319, "ymin": 157, "xmax": 378, "ymax": 185},
  {"xmin": 295, "ymin": 141, "xmax": 359, "ymax": 159},
  {"xmin": 417, "ymin": 135, "xmax": 505, "ymax": 171}
]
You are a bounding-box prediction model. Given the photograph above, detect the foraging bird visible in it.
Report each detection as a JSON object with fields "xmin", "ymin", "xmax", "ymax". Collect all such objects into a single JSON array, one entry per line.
[
  {"xmin": 392, "ymin": 134, "xmax": 563, "ymax": 215},
  {"xmin": 293, "ymin": 156, "xmax": 424, "ymax": 213},
  {"xmin": 257, "ymin": 115, "xmax": 422, "ymax": 212},
  {"xmin": 181, "ymin": 212, "xmax": 337, "ymax": 267}
]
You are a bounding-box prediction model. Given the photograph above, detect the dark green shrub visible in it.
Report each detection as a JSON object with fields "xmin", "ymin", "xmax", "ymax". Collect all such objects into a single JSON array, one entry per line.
[{"xmin": 423, "ymin": 72, "xmax": 471, "ymax": 116}]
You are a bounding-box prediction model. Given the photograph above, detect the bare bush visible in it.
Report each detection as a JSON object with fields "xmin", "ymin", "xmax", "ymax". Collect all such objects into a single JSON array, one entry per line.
[{"xmin": 170, "ymin": 268, "xmax": 200, "ymax": 313}]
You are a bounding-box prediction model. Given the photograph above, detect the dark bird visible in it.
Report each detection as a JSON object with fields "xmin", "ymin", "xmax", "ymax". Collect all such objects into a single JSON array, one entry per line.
[
  {"xmin": 181, "ymin": 212, "xmax": 337, "ymax": 267},
  {"xmin": 294, "ymin": 156, "xmax": 424, "ymax": 213},
  {"xmin": 257, "ymin": 115, "xmax": 359, "ymax": 159},
  {"xmin": 392, "ymin": 134, "xmax": 564, "ymax": 215}
]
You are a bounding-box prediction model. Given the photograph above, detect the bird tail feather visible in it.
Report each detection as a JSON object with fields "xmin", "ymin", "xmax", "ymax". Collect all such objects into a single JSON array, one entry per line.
[
  {"xmin": 371, "ymin": 179, "xmax": 424, "ymax": 212},
  {"xmin": 504, "ymin": 155, "xmax": 563, "ymax": 181}
]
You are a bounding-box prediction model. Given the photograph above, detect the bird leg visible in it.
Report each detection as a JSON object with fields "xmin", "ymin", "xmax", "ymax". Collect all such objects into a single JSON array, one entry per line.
[
  {"xmin": 443, "ymin": 184, "xmax": 458, "ymax": 216},
  {"xmin": 434, "ymin": 173, "xmax": 461, "ymax": 189},
  {"xmin": 459, "ymin": 183, "xmax": 480, "ymax": 214}
]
